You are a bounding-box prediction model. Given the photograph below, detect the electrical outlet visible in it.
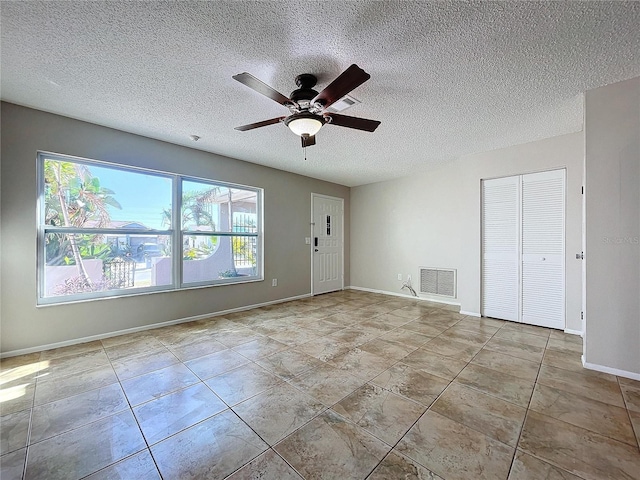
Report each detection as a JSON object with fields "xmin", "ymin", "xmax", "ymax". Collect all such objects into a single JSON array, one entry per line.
[
  {"xmin": 272, "ymin": 278, "xmax": 277, "ymax": 287},
  {"xmin": 397, "ymin": 274, "xmax": 402, "ymax": 281},
  {"xmin": 305, "ymin": 237, "xmax": 311, "ymax": 245}
]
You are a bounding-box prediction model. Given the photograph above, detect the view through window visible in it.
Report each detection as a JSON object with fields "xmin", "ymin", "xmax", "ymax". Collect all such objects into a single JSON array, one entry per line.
[{"xmin": 39, "ymin": 153, "xmax": 262, "ymax": 304}]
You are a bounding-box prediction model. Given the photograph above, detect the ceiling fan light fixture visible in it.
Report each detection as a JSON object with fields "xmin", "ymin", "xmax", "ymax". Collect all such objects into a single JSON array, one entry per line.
[{"xmin": 285, "ymin": 113, "xmax": 325, "ymax": 137}]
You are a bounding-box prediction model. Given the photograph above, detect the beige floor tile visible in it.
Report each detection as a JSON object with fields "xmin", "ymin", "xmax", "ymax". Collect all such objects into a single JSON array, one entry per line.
[
  {"xmin": 484, "ymin": 336, "xmax": 545, "ymax": 363},
  {"xmin": 530, "ymin": 383, "xmax": 637, "ymax": 446},
  {"xmin": 508, "ymin": 450, "xmax": 583, "ymax": 479},
  {"xmin": 401, "ymin": 348, "xmax": 467, "ymax": 381},
  {"xmin": 120, "ymin": 363, "xmax": 200, "ymax": 406},
  {"xmin": 421, "ymin": 337, "xmax": 483, "ymax": 362},
  {"xmin": 436, "ymin": 329, "xmax": 492, "ymax": 348},
  {"xmin": 39, "ymin": 341, "xmax": 103, "ymax": 361},
  {"xmin": 620, "ymin": 382, "xmax": 640, "ymax": 412},
  {"xmin": 30, "ymin": 383, "xmax": 128, "ymax": 443},
  {"xmin": 47, "ymin": 349, "xmax": 112, "ymax": 379},
  {"xmin": 370, "ymin": 313, "xmax": 413, "ymax": 328},
  {"xmin": 499, "ymin": 322, "xmax": 550, "ymax": 338},
  {"xmin": 167, "ymin": 337, "xmax": 228, "ymax": 362},
  {"xmin": 396, "ymin": 411, "xmax": 514, "ymax": 480},
  {"xmin": 151, "ymin": 409, "xmax": 268, "ymax": 480},
  {"xmin": 226, "ymin": 449, "xmax": 303, "ymax": 480},
  {"xmin": 0, "ymin": 409, "xmax": 30, "ymax": 455},
  {"xmin": 104, "ymin": 337, "xmax": 166, "ymax": 361},
  {"xmin": 0, "ymin": 447, "xmax": 26, "ymax": 480},
  {"xmin": 184, "ymin": 348, "xmax": 249, "ymax": 380},
  {"xmin": 630, "ymin": 410, "xmax": 640, "ymax": 447},
  {"xmin": 133, "ymin": 383, "xmax": 226, "ymax": 445},
  {"xmin": 454, "ymin": 317, "xmax": 504, "ymax": 334},
  {"xmin": 358, "ymin": 337, "xmax": 418, "ymax": 361},
  {"xmin": 401, "ymin": 321, "xmax": 449, "ymax": 337},
  {"xmin": 84, "ymin": 449, "xmax": 160, "ymax": 480},
  {"xmin": 537, "ymin": 365, "xmax": 625, "ymax": 408},
  {"xmin": 368, "ymin": 451, "xmax": 443, "ymax": 479},
  {"xmin": 519, "ymin": 411, "xmax": 640, "ymax": 480},
  {"xmin": 257, "ymin": 349, "xmax": 325, "ymax": 380},
  {"xmin": 233, "ymin": 382, "xmax": 325, "ymax": 445},
  {"xmin": 328, "ymin": 327, "xmax": 381, "ymax": 348},
  {"xmin": 100, "ymin": 330, "xmax": 158, "ymax": 348},
  {"xmin": 549, "ymin": 330, "xmax": 583, "ymax": 344},
  {"xmin": 332, "ymin": 384, "xmax": 426, "ymax": 445},
  {"xmin": 327, "ymin": 348, "xmax": 396, "ymax": 381},
  {"xmin": 494, "ymin": 329, "xmax": 549, "ymax": 348},
  {"xmin": 0, "ymin": 354, "xmax": 41, "ymax": 372},
  {"xmin": 471, "ymin": 349, "xmax": 540, "ymax": 382},
  {"xmin": 371, "ymin": 363, "xmax": 449, "ymax": 407},
  {"xmin": 0, "ymin": 382, "xmax": 35, "ymax": 416},
  {"xmin": 34, "ymin": 364, "xmax": 117, "ymax": 405},
  {"xmin": 214, "ymin": 328, "xmax": 264, "ymax": 348},
  {"xmin": 455, "ymin": 364, "xmax": 535, "ymax": 407},
  {"xmin": 547, "ymin": 337, "xmax": 583, "ymax": 354},
  {"xmin": 274, "ymin": 410, "xmax": 389, "ymax": 479},
  {"xmin": 377, "ymin": 328, "xmax": 434, "ymax": 349},
  {"xmin": 300, "ymin": 319, "xmax": 344, "ymax": 336},
  {"xmin": 24, "ymin": 410, "xmax": 146, "ymax": 480},
  {"xmin": 324, "ymin": 312, "xmax": 366, "ymax": 326},
  {"xmin": 297, "ymin": 336, "xmax": 352, "ymax": 361},
  {"xmin": 431, "ymin": 383, "xmax": 526, "ymax": 446},
  {"xmin": 111, "ymin": 348, "xmax": 179, "ymax": 381},
  {"xmin": 542, "ymin": 348, "xmax": 584, "ymax": 372},
  {"xmin": 286, "ymin": 363, "xmax": 366, "ymax": 407},
  {"xmin": 268, "ymin": 327, "xmax": 321, "ymax": 346},
  {"xmin": 205, "ymin": 363, "xmax": 283, "ymax": 406},
  {"xmin": 232, "ymin": 337, "xmax": 289, "ymax": 360}
]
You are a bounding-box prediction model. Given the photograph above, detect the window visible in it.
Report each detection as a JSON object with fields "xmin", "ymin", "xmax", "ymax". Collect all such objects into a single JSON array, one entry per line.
[{"xmin": 38, "ymin": 152, "xmax": 262, "ymax": 304}]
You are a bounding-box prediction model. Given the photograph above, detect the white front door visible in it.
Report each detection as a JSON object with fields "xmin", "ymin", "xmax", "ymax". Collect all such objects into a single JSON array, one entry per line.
[{"xmin": 312, "ymin": 194, "xmax": 344, "ymax": 295}]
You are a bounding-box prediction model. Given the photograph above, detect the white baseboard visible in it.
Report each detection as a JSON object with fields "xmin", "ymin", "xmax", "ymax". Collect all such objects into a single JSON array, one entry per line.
[
  {"xmin": 348, "ymin": 285, "xmax": 461, "ymax": 308},
  {"xmin": 460, "ymin": 310, "xmax": 481, "ymax": 317},
  {"xmin": 582, "ymin": 356, "xmax": 640, "ymax": 381},
  {"xmin": 0, "ymin": 293, "xmax": 311, "ymax": 359},
  {"xmin": 564, "ymin": 328, "xmax": 583, "ymax": 337}
]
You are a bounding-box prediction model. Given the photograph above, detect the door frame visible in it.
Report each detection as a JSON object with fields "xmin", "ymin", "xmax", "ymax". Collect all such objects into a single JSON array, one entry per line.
[{"xmin": 310, "ymin": 193, "xmax": 345, "ymax": 295}]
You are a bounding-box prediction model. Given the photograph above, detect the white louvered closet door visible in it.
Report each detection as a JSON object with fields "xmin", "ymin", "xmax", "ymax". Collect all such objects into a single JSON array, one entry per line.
[
  {"xmin": 482, "ymin": 176, "xmax": 520, "ymax": 322},
  {"xmin": 521, "ymin": 170, "xmax": 565, "ymax": 329}
]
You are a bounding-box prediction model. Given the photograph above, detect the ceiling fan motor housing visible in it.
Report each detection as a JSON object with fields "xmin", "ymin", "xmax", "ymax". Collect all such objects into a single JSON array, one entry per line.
[{"xmin": 291, "ymin": 74, "xmax": 320, "ymax": 109}]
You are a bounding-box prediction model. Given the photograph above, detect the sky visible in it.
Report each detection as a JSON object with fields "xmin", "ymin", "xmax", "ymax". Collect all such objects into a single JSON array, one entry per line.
[{"xmin": 91, "ymin": 164, "xmax": 172, "ymax": 229}]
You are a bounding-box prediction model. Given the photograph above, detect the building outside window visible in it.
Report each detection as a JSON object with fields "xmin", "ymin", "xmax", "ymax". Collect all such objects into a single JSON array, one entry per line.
[{"xmin": 38, "ymin": 152, "xmax": 262, "ymax": 304}]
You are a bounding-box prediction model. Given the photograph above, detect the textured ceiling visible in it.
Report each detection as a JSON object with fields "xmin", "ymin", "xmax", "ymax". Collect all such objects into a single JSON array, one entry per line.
[{"xmin": 1, "ymin": 1, "xmax": 639, "ymax": 186}]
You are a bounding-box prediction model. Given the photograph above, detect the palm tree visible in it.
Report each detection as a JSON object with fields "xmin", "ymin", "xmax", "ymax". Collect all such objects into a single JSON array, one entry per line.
[{"xmin": 44, "ymin": 160, "xmax": 121, "ymax": 287}]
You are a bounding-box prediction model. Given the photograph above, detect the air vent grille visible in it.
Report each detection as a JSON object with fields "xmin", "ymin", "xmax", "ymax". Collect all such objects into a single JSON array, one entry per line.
[
  {"xmin": 419, "ymin": 267, "xmax": 456, "ymax": 298},
  {"xmin": 325, "ymin": 95, "xmax": 361, "ymax": 113}
]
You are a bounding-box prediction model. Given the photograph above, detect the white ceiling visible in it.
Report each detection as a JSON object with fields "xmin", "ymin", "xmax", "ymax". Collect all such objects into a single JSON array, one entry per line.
[{"xmin": 1, "ymin": 1, "xmax": 639, "ymax": 187}]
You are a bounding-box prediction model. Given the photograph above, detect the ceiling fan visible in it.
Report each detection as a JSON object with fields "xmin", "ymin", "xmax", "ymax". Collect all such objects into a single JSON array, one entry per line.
[{"xmin": 233, "ymin": 64, "xmax": 381, "ymax": 148}]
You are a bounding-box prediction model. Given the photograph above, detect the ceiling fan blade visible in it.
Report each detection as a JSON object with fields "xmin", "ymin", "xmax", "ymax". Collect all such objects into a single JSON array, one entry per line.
[
  {"xmin": 234, "ymin": 117, "xmax": 286, "ymax": 131},
  {"xmin": 233, "ymin": 73, "xmax": 292, "ymax": 106},
  {"xmin": 313, "ymin": 64, "xmax": 370, "ymax": 109},
  {"xmin": 326, "ymin": 113, "xmax": 380, "ymax": 132},
  {"xmin": 301, "ymin": 134, "xmax": 316, "ymax": 148}
]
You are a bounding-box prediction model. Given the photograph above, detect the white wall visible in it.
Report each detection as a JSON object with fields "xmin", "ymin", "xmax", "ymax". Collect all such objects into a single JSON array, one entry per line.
[
  {"xmin": 0, "ymin": 103, "xmax": 350, "ymax": 354},
  {"xmin": 351, "ymin": 132, "xmax": 584, "ymax": 332},
  {"xmin": 584, "ymin": 77, "xmax": 640, "ymax": 377}
]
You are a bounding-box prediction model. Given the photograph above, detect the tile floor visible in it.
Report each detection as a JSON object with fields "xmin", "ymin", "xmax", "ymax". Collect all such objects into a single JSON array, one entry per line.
[{"xmin": 1, "ymin": 290, "xmax": 639, "ymax": 479}]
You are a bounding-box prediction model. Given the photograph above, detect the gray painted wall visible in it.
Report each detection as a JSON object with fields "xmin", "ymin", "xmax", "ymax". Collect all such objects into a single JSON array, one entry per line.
[
  {"xmin": 584, "ymin": 78, "xmax": 640, "ymax": 376},
  {"xmin": 0, "ymin": 102, "xmax": 350, "ymax": 354},
  {"xmin": 351, "ymin": 132, "xmax": 584, "ymax": 333}
]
